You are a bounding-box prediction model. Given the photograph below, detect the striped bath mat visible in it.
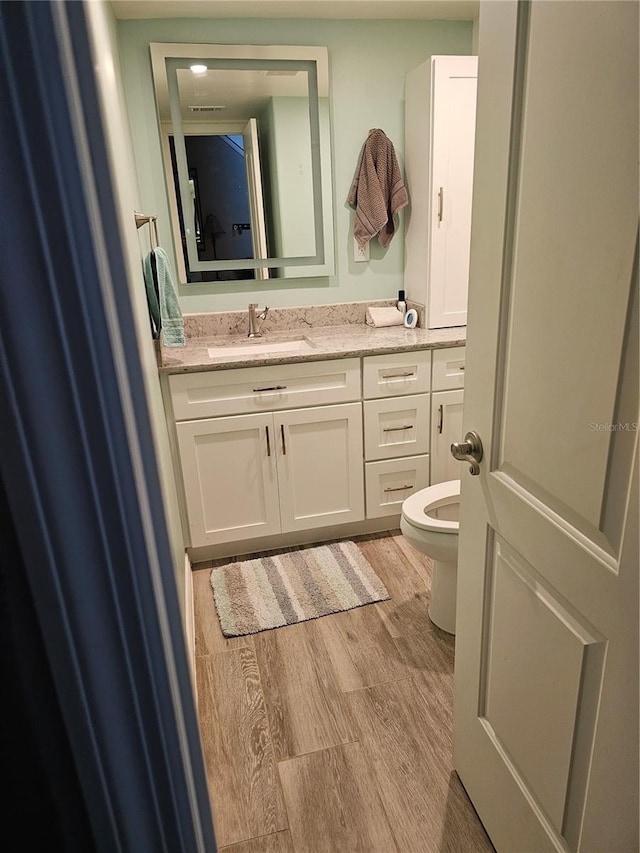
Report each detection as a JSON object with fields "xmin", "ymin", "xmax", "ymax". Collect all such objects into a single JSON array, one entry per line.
[{"xmin": 210, "ymin": 540, "xmax": 390, "ymax": 637}]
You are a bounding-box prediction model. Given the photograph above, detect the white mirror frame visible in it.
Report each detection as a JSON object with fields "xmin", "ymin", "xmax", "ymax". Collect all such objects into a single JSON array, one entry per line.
[{"xmin": 150, "ymin": 43, "xmax": 335, "ymax": 283}]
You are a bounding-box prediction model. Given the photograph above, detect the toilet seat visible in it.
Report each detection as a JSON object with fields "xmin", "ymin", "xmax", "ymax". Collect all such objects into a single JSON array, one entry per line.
[{"xmin": 402, "ymin": 479, "xmax": 460, "ymax": 532}]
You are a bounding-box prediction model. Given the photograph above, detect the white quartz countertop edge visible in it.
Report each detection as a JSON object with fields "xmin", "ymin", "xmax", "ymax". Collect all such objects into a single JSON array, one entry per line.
[{"xmin": 158, "ymin": 324, "xmax": 466, "ymax": 374}]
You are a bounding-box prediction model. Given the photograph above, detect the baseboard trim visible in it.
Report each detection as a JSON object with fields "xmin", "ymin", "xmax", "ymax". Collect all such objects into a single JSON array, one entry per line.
[{"xmin": 187, "ymin": 515, "xmax": 401, "ymax": 564}]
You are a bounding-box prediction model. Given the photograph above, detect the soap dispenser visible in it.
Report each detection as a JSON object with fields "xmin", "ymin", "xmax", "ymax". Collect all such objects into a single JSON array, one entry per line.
[{"xmin": 397, "ymin": 290, "xmax": 407, "ymax": 315}]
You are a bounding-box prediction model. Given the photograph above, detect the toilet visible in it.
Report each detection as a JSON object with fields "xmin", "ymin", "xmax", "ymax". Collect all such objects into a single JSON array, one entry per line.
[{"xmin": 400, "ymin": 479, "xmax": 461, "ymax": 635}]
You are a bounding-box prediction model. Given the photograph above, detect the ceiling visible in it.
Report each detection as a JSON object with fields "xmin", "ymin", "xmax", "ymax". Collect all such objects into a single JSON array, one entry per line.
[
  {"xmin": 172, "ymin": 67, "xmax": 310, "ymax": 122},
  {"xmin": 110, "ymin": 0, "xmax": 479, "ymax": 21}
]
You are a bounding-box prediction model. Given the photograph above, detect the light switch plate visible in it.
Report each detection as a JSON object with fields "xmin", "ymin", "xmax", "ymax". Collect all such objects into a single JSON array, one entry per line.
[{"xmin": 353, "ymin": 236, "xmax": 370, "ymax": 262}]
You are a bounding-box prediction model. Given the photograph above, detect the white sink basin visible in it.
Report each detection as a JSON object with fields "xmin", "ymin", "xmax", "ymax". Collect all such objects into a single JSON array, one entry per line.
[{"xmin": 207, "ymin": 337, "xmax": 314, "ymax": 358}]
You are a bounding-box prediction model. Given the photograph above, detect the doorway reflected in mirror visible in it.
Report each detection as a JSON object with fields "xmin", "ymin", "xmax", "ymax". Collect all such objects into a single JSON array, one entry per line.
[{"xmin": 169, "ymin": 135, "xmax": 259, "ymax": 282}]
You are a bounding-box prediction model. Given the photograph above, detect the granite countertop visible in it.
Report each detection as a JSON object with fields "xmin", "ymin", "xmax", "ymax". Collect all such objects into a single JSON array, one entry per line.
[{"xmin": 158, "ymin": 323, "xmax": 467, "ymax": 375}]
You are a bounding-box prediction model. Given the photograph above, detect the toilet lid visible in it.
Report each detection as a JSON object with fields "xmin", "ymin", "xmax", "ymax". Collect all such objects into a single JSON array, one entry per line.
[{"xmin": 402, "ymin": 479, "xmax": 461, "ymax": 532}]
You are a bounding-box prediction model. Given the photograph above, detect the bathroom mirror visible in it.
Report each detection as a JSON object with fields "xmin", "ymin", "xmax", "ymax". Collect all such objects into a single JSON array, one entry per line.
[{"xmin": 150, "ymin": 44, "xmax": 334, "ymax": 283}]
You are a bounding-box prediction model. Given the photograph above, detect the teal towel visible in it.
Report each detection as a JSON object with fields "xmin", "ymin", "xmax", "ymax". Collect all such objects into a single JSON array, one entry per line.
[{"xmin": 143, "ymin": 247, "xmax": 185, "ymax": 347}]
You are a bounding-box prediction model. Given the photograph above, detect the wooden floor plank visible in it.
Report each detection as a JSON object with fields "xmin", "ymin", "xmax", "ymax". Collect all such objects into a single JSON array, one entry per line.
[
  {"xmin": 278, "ymin": 742, "xmax": 398, "ymax": 853},
  {"xmin": 254, "ymin": 621, "xmax": 355, "ymax": 760},
  {"xmin": 193, "ymin": 566, "xmax": 254, "ymax": 657},
  {"xmin": 394, "ymin": 619, "xmax": 456, "ymax": 678},
  {"xmin": 390, "ymin": 528, "xmax": 434, "ymax": 586},
  {"xmin": 219, "ymin": 830, "xmax": 295, "ymax": 853},
  {"xmin": 193, "ymin": 533, "xmax": 493, "ymax": 853},
  {"xmin": 346, "ymin": 677, "xmax": 494, "ymax": 852},
  {"xmin": 356, "ymin": 535, "xmax": 435, "ymax": 638},
  {"xmin": 316, "ymin": 602, "xmax": 410, "ymax": 692},
  {"xmin": 197, "ymin": 648, "xmax": 287, "ymax": 848}
]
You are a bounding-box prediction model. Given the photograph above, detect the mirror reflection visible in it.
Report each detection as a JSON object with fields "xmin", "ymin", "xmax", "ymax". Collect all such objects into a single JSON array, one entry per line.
[{"xmin": 150, "ymin": 45, "xmax": 334, "ymax": 283}]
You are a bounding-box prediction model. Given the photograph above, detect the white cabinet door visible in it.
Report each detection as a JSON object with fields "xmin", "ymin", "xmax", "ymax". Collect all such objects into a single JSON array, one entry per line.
[
  {"xmin": 430, "ymin": 389, "xmax": 464, "ymax": 484},
  {"xmin": 429, "ymin": 57, "xmax": 477, "ymax": 328},
  {"xmin": 404, "ymin": 56, "xmax": 477, "ymax": 329},
  {"xmin": 176, "ymin": 413, "xmax": 280, "ymax": 547},
  {"xmin": 275, "ymin": 403, "xmax": 364, "ymax": 533}
]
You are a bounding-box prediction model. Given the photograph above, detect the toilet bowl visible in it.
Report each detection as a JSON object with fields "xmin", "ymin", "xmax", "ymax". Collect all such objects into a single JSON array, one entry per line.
[{"xmin": 400, "ymin": 479, "xmax": 460, "ymax": 635}]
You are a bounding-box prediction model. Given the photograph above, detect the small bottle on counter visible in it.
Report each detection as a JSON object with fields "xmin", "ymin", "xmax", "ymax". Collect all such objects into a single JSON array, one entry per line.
[{"xmin": 397, "ymin": 290, "xmax": 407, "ymax": 315}]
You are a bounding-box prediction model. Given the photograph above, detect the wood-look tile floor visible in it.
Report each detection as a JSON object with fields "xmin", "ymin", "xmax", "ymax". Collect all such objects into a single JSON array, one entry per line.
[{"xmin": 192, "ymin": 531, "xmax": 495, "ymax": 853}]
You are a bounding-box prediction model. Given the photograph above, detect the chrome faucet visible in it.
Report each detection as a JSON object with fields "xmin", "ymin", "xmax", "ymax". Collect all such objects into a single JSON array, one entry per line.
[{"xmin": 248, "ymin": 303, "xmax": 269, "ymax": 338}]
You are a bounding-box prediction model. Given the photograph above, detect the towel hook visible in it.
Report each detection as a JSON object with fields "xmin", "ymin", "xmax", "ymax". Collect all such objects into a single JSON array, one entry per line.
[{"xmin": 134, "ymin": 212, "xmax": 158, "ymax": 252}]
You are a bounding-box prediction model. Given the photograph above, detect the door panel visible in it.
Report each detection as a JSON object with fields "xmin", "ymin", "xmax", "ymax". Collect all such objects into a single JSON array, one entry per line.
[
  {"xmin": 276, "ymin": 403, "xmax": 364, "ymax": 532},
  {"xmin": 430, "ymin": 389, "xmax": 464, "ymax": 484},
  {"xmin": 496, "ymin": 0, "xmax": 637, "ymax": 527},
  {"xmin": 176, "ymin": 413, "xmax": 280, "ymax": 546},
  {"xmin": 429, "ymin": 56, "xmax": 478, "ymax": 328},
  {"xmin": 480, "ymin": 537, "xmax": 604, "ymax": 833},
  {"xmin": 454, "ymin": 3, "xmax": 639, "ymax": 852}
]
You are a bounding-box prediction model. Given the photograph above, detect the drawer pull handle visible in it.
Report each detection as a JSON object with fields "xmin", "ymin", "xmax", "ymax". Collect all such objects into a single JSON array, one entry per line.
[
  {"xmin": 280, "ymin": 423, "xmax": 286, "ymax": 455},
  {"xmin": 384, "ymin": 484, "xmax": 413, "ymax": 493},
  {"xmin": 460, "ymin": 365, "xmax": 465, "ymax": 371},
  {"xmin": 382, "ymin": 425, "xmax": 413, "ymax": 432},
  {"xmin": 438, "ymin": 404, "xmax": 444, "ymax": 434},
  {"xmin": 265, "ymin": 425, "xmax": 271, "ymax": 457},
  {"xmin": 381, "ymin": 371, "xmax": 414, "ymax": 379},
  {"xmin": 253, "ymin": 384, "xmax": 287, "ymax": 392}
]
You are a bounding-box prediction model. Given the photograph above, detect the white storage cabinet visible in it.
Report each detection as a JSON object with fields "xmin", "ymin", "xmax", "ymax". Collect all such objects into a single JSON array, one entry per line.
[
  {"xmin": 170, "ymin": 359, "xmax": 364, "ymax": 547},
  {"xmin": 404, "ymin": 55, "xmax": 478, "ymax": 329}
]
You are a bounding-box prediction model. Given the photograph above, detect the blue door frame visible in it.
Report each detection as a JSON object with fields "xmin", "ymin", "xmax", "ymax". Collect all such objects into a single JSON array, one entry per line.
[{"xmin": 0, "ymin": 2, "xmax": 217, "ymax": 850}]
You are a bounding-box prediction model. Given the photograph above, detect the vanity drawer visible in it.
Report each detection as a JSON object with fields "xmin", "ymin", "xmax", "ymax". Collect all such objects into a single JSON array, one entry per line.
[
  {"xmin": 362, "ymin": 350, "xmax": 431, "ymax": 399},
  {"xmin": 431, "ymin": 346, "xmax": 465, "ymax": 391},
  {"xmin": 363, "ymin": 394, "xmax": 430, "ymax": 461},
  {"xmin": 365, "ymin": 455, "xmax": 430, "ymax": 519},
  {"xmin": 169, "ymin": 358, "xmax": 361, "ymax": 420}
]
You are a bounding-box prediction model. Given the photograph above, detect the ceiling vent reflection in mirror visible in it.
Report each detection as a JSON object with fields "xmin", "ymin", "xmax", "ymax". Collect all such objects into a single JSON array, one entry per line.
[{"xmin": 149, "ymin": 43, "xmax": 335, "ymax": 285}]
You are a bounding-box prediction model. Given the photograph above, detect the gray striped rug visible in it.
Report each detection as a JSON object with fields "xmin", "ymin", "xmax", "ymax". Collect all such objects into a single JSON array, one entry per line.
[{"xmin": 210, "ymin": 540, "xmax": 390, "ymax": 637}]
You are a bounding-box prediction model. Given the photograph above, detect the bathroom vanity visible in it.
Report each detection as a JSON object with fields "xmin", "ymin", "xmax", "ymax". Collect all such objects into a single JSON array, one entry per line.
[{"xmin": 159, "ymin": 314, "xmax": 466, "ymax": 561}]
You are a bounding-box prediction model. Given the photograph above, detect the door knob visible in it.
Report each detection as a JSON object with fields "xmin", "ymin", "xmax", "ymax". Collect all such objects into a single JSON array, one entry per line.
[{"xmin": 450, "ymin": 430, "xmax": 484, "ymax": 476}]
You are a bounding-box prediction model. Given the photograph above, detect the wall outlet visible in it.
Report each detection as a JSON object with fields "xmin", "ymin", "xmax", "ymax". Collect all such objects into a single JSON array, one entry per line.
[{"xmin": 353, "ymin": 236, "xmax": 369, "ymax": 262}]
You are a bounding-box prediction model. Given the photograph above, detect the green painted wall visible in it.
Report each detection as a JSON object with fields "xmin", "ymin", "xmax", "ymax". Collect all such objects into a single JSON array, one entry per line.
[{"xmin": 117, "ymin": 17, "xmax": 473, "ymax": 314}]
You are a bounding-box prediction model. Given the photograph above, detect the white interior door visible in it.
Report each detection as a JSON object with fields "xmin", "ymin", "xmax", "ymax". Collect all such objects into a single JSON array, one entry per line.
[
  {"xmin": 454, "ymin": 3, "xmax": 639, "ymax": 852},
  {"xmin": 243, "ymin": 117, "xmax": 269, "ymax": 281}
]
